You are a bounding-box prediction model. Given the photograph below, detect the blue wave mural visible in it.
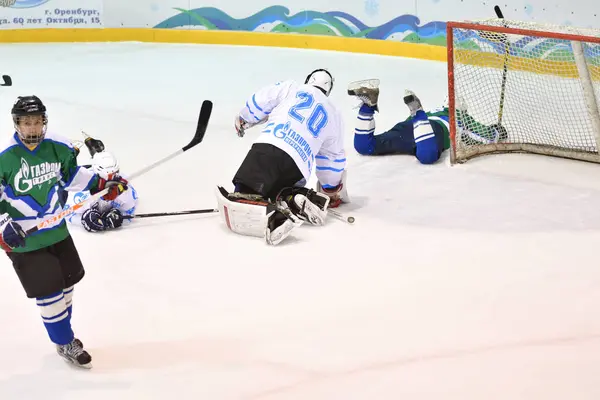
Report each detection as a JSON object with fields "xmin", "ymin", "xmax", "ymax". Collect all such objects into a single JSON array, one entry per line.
[
  {"xmin": 153, "ymin": 6, "xmax": 447, "ymax": 46},
  {"xmin": 153, "ymin": 5, "xmax": 600, "ymax": 64}
]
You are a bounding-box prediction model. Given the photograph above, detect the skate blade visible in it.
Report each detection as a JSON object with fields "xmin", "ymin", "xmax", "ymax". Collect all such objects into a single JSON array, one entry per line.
[{"xmin": 58, "ymin": 353, "xmax": 93, "ymax": 369}]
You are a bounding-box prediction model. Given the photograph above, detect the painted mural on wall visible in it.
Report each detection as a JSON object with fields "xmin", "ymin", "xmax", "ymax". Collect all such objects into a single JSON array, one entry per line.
[
  {"xmin": 152, "ymin": 4, "xmax": 600, "ymax": 65},
  {"xmin": 153, "ymin": 5, "xmax": 447, "ymax": 46}
]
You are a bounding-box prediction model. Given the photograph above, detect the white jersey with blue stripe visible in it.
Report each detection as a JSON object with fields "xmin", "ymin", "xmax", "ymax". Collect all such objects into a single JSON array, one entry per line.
[
  {"xmin": 63, "ymin": 173, "xmax": 138, "ymax": 227},
  {"xmin": 239, "ymin": 80, "xmax": 346, "ymax": 190}
]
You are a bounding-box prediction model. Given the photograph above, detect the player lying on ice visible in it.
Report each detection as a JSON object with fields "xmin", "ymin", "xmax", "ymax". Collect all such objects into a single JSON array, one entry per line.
[
  {"xmin": 216, "ymin": 68, "xmax": 349, "ymax": 245},
  {"xmin": 348, "ymin": 79, "xmax": 508, "ymax": 164},
  {"xmin": 59, "ymin": 134, "xmax": 138, "ymax": 233},
  {"xmin": 0, "ymin": 96, "xmax": 128, "ymax": 368}
]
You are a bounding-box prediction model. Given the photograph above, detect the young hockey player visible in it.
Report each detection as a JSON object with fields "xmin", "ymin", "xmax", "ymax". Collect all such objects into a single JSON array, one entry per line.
[
  {"xmin": 348, "ymin": 79, "xmax": 507, "ymax": 164},
  {"xmin": 216, "ymin": 69, "xmax": 349, "ymax": 245},
  {"xmin": 0, "ymin": 95, "xmax": 128, "ymax": 368},
  {"xmin": 63, "ymin": 136, "xmax": 138, "ymax": 232}
]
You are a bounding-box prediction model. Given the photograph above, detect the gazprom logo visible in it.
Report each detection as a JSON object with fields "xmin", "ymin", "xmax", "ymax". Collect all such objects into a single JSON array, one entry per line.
[
  {"xmin": 2, "ymin": 0, "xmax": 50, "ymax": 8},
  {"xmin": 73, "ymin": 192, "xmax": 89, "ymax": 204}
]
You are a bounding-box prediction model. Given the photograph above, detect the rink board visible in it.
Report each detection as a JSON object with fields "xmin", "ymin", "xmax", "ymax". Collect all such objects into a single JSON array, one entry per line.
[{"xmin": 0, "ymin": 28, "xmax": 447, "ymax": 61}]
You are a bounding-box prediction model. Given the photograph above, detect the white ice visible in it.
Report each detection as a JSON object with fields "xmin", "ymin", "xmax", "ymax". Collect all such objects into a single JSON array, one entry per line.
[{"xmin": 1, "ymin": 42, "xmax": 600, "ymax": 400}]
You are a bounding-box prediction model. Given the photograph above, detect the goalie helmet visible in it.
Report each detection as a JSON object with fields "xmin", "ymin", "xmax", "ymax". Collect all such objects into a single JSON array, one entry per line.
[
  {"xmin": 11, "ymin": 95, "xmax": 48, "ymax": 146},
  {"xmin": 305, "ymin": 69, "xmax": 334, "ymax": 96},
  {"xmin": 92, "ymin": 151, "xmax": 120, "ymax": 180}
]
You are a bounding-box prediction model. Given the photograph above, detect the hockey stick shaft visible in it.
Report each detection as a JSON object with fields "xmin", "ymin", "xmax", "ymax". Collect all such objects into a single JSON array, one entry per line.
[
  {"xmin": 123, "ymin": 208, "xmax": 217, "ymax": 219},
  {"xmin": 27, "ymin": 100, "xmax": 213, "ymax": 235},
  {"xmin": 329, "ymin": 209, "xmax": 355, "ymax": 224},
  {"xmin": 495, "ymin": 5, "xmax": 509, "ymax": 125}
]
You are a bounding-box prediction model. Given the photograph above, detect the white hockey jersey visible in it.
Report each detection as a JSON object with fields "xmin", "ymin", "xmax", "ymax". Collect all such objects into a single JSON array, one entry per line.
[
  {"xmin": 63, "ymin": 174, "xmax": 138, "ymax": 227},
  {"xmin": 239, "ymin": 80, "xmax": 346, "ymax": 189}
]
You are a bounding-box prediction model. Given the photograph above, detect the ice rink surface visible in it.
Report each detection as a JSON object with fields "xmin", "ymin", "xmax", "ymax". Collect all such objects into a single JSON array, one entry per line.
[{"xmin": 1, "ymin": 42, "xmax": 600, "ymax": 399}]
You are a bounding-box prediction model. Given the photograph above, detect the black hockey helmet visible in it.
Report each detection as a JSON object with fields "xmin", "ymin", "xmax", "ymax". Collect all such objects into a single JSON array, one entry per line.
[
  {"xmin": 304, "ymin": 68, "xmax": 334, "ymax": 96},
  {"xmin": 11, "ymin": 95, "xmax": 48, "ymax": 145},
  {"xmin": 12, "ymin": 95, "xmax": 47, "ymax": 117}
]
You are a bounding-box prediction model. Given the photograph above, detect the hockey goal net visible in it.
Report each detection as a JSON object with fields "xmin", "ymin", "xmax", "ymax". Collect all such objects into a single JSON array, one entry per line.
[{"xmin": 447, "ymin": 19, "xmax": 600, "ymax": 164}]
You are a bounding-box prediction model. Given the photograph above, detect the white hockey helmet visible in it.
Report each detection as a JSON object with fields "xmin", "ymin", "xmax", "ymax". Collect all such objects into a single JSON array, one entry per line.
[
  {"xmin": 92, "ymin": 151, "xmax": 120, "ymax": 180},
  {"xmin": 305, "ymin": 69, "xmax": 334, "ymax": 96}
]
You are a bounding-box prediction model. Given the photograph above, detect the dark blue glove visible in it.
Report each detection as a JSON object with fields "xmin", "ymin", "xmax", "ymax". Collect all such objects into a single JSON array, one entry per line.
[
  {"xmin": 81, "ymin": 204, "xmax": 105, "ymax": 232},
  {"xmin": 0, "ymin": 213, "xmax": 26, "ymax": 251},
  {"xmin": 102, "ymin": 208, "xmax": 123, "ymax": 230}
]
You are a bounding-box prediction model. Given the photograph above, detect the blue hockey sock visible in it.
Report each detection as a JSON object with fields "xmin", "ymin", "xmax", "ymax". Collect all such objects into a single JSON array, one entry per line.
[
  {"xmin": 64, "ymin": 286, "xmax": 74, "ymax": 316},
  {"xmin": 413, "ymin": 110, "xmax": 440, "ymax": 164},
  {"xmin": 354, "ymin": 104, "xmax": 377, "ymax": 155},
  {"xmin": 36, "ymin": 290, "xmax": 74, "ymax": 345}
]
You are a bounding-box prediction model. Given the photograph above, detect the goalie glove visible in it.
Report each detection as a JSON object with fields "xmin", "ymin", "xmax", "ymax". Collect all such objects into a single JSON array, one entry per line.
[
  {"xmin": 92, "ymin": 175, "xmax": 128, "ymax": 201},
  {"xmin": 316, "ymin": 170, "xmax": 350, "ymax": 209}
]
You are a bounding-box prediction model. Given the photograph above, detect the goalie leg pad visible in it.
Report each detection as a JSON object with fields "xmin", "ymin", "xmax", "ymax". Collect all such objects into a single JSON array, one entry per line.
[
  {"xmin": 277, "ymin": 187, "xmax": 330, "ymax": 226},
  {"xmin": 215, "ymin": 187, "xmax": 303, "ymax": 245}
]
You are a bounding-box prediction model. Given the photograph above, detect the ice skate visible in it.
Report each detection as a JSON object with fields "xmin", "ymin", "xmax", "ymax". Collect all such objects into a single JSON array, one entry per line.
[
  {"xmin": 348, "ymin": 79, "xmax": 380, "ymax": 108},
  {"xmin": 403, "ymin": 89, "xmax": 423, "ymax": 117},
  {"xmin": 56, "ymin": 338, "xmax": 92, "ymax": 369}
]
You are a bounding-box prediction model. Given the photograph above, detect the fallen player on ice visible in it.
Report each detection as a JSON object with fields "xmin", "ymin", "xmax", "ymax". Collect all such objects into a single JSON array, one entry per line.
[
  {"xmin": 348, "ymin": 79, "xmax": 508, "ymax": 164},
  {"xmin": 59, "ymin": 134, "xmax": 138, "ymax": 233}
]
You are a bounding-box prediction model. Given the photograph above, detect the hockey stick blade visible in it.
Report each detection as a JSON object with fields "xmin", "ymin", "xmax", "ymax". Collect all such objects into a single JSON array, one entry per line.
[
  {"xmin": 494, "ymin": 5, "xmax": 504, "ymax": 18},
  {"xmin": 183, "ymin": 100, "xmax": 212, "ymax": 151},
  {"xmin": 1, "ymin": 75, "xmax": 12, "ymax": 86},
  {"xmin": 128, "ymin": 100, "xmax": 213, "ymax": 180},
  {"xmin": 26, "ymin": 101, "xmax": 213, "ymax": 235},
  {"xmin": 123, "ymin": 208, "xmax": 218, "ymax": 219}
]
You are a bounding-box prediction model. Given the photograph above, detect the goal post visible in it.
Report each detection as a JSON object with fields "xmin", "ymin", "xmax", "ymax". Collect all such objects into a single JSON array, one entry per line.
[{"xmin": 447, "ymin": 19, "xmax": 600, "ymax": 164}]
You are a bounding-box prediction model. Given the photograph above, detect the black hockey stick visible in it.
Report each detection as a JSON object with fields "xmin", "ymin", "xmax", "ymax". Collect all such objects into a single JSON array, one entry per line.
[
  {"xmin": 1, "ymin": 75, "xmax": 12, "ymax": 86},
  {"xmin": 27, "ymin": 100, "xmax": 213, "ymax": 235},
  {"xmin": 123, "ymin": 208, "xmax": 218, "ymax": 219},
  {"xmin": 494, "ymin": 5, "xmax": 510, "ymax": 126}
]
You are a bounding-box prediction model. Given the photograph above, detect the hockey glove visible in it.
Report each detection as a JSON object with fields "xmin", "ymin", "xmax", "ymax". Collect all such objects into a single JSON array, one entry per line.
[
  {"xmin": 320, "ymin": 184, "xmax": 344, "ymax": 208},
  {"xmin": 235, "ymin": 115, "xmax": 267, "ymax": 138},
  {"xmin": 0, "ymin": 213, "xmax": 26, "ymax": 251},
  {"xmin": 84, "ymin": 136, "xmax": 105, "ymax": 157},
  {"xmin": 93, "ymin": 175, "xmax": 128, "ymax": 201},
  {"xmin": 234, "ymin": 115, "xmax": 252, "ymax": 138},
  {"xmin": 102, "ymin": 208, "xmax": 123, "ymax": 230},
  {"xmin": 490, "ymin": 124, "xmax": 508, "ymax": 142},
  {"xmin": 81, "ymin": 204, "xmax": 105, "ymax": 232}
]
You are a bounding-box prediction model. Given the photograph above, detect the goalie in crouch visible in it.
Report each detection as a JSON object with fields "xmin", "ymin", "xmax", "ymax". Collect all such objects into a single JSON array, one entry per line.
[
  {"xmin": 216, "ymin": 68, "xmax": 349, "ymax": 246},
  {"xmin": 348, "ymin": 79, "xmax": 507, "ymax": 164}
]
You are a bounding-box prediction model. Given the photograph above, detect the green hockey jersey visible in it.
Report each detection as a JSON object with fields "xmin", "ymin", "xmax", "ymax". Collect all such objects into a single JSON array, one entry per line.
[
  {"xmin": 0, "ymin": 132, "xmax": 100, "ymax": 253},
  {"xmin": 406, "ymin": 107, "xmax": 502, "ymax": 149}
]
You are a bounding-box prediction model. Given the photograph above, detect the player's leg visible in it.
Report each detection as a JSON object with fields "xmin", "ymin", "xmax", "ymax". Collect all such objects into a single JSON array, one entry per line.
[
  {"xmin": 349, "ymin": 80, "xmax": 416, "ymax": 156},
  {"xmin": 51, "ymin": 236, "xmax": 91, "ymax": 368},
  {"xmin": 232, "ymin": 143, "xmax": 304, "ymax": 201},
  {"xmin": 404, "ymin": 90, "xmax": 441, "ymax": 164},
  {"xmin": 6, "ymin": 247, "xmax": 91, "ymax": 368},
  {"xmin": 215, "ymin": 186, "xmax": 304, "ymax": 245},
  {"xmin": 233, "ymin": 143, "xmax": 330, "ymax": 225},
  {"xmin": 348, "ymin": 79, "xmax": 380, "ymax": 155}
]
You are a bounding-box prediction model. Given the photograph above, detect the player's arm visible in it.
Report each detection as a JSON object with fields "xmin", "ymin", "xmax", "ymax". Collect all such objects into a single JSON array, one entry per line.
[
  {"xmin": 315, "ymin": 118, "xmax": 349, "ymax": 208},
  {"xmin": 235, "ymin": 80, "xmax": 295, "ymax": 137},
  {"xmin": 60, "ymin": 146, "xmax": 98, "ymax": 192},
  {"xmin": 457, "ymin": 109, "xmax": 507, "ymax": 144}
]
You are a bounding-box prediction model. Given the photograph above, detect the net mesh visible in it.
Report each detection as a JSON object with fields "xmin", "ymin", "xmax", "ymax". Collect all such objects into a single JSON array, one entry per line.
[{"xmin": 449, "ymin": 19, "xmax": 600, "ymax": 163}]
